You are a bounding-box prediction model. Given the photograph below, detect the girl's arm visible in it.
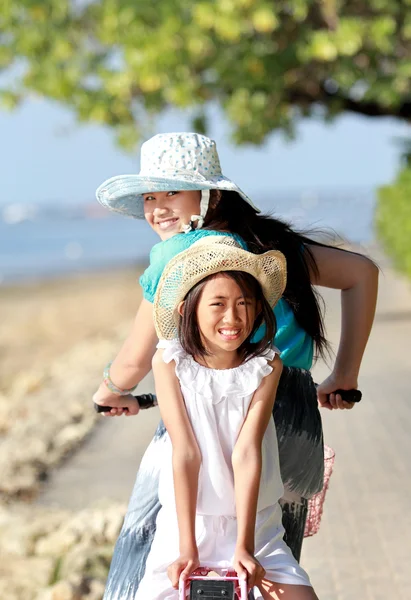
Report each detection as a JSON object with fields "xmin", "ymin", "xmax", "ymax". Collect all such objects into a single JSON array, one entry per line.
[
  {"xmin": 93, "ymin": 299, "xmax": 158, "ymax": 416},
  {"xmin": 152, "ymin": 349, "xmax": 201, "ymax": 587},
  {"xmin": 307, "ymin": 244, "xmax": 379, "ymax": 409},
  {"xmin": 232, "ymin": 355, "xmax": 283, "ymax": 588}
]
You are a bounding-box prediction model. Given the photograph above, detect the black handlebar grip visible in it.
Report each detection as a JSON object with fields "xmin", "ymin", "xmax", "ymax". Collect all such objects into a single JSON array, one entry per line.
[
  {"xmin": 328, "ymin": 389, "xmax": 362, "ymax": 403},
  {"xmin": 314, "ymin": 384, "xmax": 362, "ymax": 403},
  {"xmin": 94, "ymin": 393, "xmax": 158, "ymax": 413}
]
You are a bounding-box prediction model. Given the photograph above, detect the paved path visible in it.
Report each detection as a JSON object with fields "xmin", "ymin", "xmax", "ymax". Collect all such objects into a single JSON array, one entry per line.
[
  {"xmin": 37, "ymin": 374, "xmax": 160, "ymax": 510},
  {"xmin": 37, "ymin": 248, "xmax": 411, "ymax": 599},
  {"xmin": 302, "ymin": 249, "xmax": 411, "ymax": 599}
]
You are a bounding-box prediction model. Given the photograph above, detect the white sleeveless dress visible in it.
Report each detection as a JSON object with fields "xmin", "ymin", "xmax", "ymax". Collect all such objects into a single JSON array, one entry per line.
[{"xmin": 135, "ymin": 340, "xmax": 311, "ymax": 599}]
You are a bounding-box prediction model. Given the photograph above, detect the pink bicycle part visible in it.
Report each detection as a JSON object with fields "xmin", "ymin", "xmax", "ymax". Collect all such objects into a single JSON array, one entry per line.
[{"xmin": 179, "ymin": 567, "xmax": 248, "ymax": 600}]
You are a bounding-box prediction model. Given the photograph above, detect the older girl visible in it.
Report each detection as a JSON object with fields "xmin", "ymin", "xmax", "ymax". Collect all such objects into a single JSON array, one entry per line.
[{"xmin": 94, "ymin": 133, "xmax": 378, "ymax": 598}]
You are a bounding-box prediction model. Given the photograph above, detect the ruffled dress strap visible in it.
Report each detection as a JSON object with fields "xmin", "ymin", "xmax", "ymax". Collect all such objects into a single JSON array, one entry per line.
[
  {"xmin": 156, "ymin": 341, "xmax": 278, "ymax": 403},
  {"xmin": 156, "ymin": 339, "xmax": 188, "ymax": 366}
]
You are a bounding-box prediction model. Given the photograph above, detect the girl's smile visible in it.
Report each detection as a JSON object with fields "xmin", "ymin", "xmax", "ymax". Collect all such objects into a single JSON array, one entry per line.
[
  {"xmin": 156, "ymin": 217, "xmax": 179, "ymax": 231},
  {"xmin": 218, "ymin": 328, "xmax": 241, "ymax": 341}
]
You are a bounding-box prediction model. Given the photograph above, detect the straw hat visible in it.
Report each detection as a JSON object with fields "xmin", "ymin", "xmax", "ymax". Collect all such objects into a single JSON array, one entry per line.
[
  {"xmin": 95, "ymin": 133, "xmax": 260, "ymax": 223},
  {"xmin": 154, "ymin": 236, "xmax": 287, "ymax": 340}
]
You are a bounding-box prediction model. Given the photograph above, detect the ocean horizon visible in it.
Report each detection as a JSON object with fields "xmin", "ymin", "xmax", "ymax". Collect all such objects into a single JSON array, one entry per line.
[{"xmin": 1, "ymin": 187, "xmax": 377, "ymax": 285}]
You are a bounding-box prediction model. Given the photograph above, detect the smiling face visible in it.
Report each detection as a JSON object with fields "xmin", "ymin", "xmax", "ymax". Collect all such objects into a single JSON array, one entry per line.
[
  {"xmin": 143, "ymin": 190, "xmax": 202, "ymax": 240},
  {"xmin": 193, "ymin": 273, "xmax": 258, "ymax": 359},
  {"xmin": 178, "ymin": 270, "xmax": 276, "ymax": 367}
]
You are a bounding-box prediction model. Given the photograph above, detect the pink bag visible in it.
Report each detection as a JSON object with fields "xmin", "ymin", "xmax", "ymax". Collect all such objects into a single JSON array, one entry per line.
[{"xmin": 304, "ymin": 445, "xmax": 335, "ymax": 538}]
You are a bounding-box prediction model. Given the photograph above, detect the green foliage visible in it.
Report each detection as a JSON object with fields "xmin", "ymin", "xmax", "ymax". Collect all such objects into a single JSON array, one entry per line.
[
  {"xmin": 376, "ymin": 167, "xmax": 411, "ymax": 279},
  {"xmin": 1, "ymin": 0, "xmax": 411, "ymax": 147}
]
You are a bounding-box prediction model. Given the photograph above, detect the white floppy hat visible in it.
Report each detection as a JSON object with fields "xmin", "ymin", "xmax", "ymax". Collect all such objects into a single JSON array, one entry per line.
[
  {"xmin": 95, "ymin": 133, "xmax": 260, "ymax": 222},
  {"xmin": 153, "ymin": 235, "xmax": 287, "ymax": 341}
]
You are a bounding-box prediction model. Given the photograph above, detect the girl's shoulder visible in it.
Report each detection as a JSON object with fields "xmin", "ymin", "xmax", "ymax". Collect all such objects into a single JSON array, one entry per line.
[
  {"xmin": 140, "ymin": 230, "xmax": 246, "ymax": 303},
  {"xmin": 153, "ymin": 229, "xmax": 246, "ymax": 258},
  {"xmin": 156, "ymin": 339, "xmax": 188, "ymax": 366}
]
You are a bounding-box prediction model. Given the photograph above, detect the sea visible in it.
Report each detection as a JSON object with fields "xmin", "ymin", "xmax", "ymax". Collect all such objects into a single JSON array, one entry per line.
[{"xmin": 0, "ymin": 187, "xmax": 377, "ymax": 285}]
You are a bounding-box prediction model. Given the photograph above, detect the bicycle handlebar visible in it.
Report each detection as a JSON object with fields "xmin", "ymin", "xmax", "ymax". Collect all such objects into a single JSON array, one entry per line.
[
  {"xmin": 94, "ymin": 393, "xmax": 157, "ymax": 413},
  {"xmin": 94, "ymin": 388, "xmax": 361, "ymax": 414}
]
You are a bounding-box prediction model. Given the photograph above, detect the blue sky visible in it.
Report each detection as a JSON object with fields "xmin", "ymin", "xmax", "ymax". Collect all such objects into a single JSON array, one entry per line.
[{"xmin": 0, "ymin": 99, "xmax": 409, "ymax": 206}]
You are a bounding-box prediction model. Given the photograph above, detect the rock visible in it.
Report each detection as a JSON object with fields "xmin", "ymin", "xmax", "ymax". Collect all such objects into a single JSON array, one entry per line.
[
  {"xmin": 83, "ymin": 579, "xmax": 106, "ymax": 600},
  {"xmin": 10, "ymin": 371, "xmax": 47, "ymax": 397},
  {"xmin": 104, "ymin": 508, "xmax": 125, "ymax": 543},
  {"xmin": 53, "ymin": 422, "xmax": 93, "ymax": 456},
  {"xmin": 35, "ymin": 526, "xmax": 80, "ymax": 557},
  {"xmin": 36, "ymin": 581, "xmax": 74, "ymax": 600},
  {"xmin": 0, "ymin": 501, "xmax": 125, "ymax": 600},
  {"xmin": 0, "ymin": 554, "xmax": 55, "ymax": 600}
]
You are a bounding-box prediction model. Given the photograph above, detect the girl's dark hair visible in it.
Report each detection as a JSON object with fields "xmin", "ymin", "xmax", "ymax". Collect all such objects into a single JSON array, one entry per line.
[
  {"xmin": 203, "ymin": 191, "xmax": 332, "ymax": 361},
  {"xmin": 178, "ymin": 271, "xmax": 276, "ymax": 363}
]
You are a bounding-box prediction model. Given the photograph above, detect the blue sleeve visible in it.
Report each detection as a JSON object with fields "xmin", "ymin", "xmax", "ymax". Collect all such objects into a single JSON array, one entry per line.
[
  {"xmin": 139, "ymin": 230, "xmax": 246, "ymax": 303},
  {"xmin": 139, "ymin": 269, "xmax": 157, "ymax": 304}
]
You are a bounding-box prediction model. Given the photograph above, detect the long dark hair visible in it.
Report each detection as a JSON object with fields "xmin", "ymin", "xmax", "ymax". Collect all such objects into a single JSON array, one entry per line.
[
  {"xmin": 178, "ymin": 271, "xmax": 276, "ymax": 363},
  {"xmin": 203, "ymin": 191, "xmax": 332, "ymax": 361}
]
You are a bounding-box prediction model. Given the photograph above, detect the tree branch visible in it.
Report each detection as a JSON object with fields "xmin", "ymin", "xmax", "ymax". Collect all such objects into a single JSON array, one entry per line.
[{"xmin": 287, "ymin": 88, "xmax": 411, "ymax": 121}]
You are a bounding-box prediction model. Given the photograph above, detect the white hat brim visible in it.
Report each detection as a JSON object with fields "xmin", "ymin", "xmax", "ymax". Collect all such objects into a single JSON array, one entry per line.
[{"xmin": 96, "ymin": 174, "xmax": 260, "ymax": 219}]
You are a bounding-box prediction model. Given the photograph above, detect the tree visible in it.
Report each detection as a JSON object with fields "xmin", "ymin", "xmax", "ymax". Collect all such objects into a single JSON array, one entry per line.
[
  {"xmin": 376, "ymin": 167, "xmax": 411, "ymax": 279},
  {"xmin": 1, "ymin": 0, "xmax": 411, "ymax": 148}
]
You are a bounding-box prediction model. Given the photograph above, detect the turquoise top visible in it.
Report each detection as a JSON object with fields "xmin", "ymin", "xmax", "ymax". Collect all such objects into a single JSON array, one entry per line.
[{"xmin": 140, "ymin": 230, "xmax": 313, "ymax": 370}]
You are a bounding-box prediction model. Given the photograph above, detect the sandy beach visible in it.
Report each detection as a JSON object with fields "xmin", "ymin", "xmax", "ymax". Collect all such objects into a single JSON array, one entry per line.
[
  {"xmin": 0, "ymin": 266, "xmax": 146, "ymax": 500},
  {"xmin": 0, "ymin": 266, "xmax": 144, "ymax": 388}
]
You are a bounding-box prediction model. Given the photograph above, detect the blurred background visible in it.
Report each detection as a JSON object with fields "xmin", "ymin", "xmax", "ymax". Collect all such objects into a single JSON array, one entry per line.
[{"xmin": 1, "ymin": 2, "xmax": 410, "ymax": 599}]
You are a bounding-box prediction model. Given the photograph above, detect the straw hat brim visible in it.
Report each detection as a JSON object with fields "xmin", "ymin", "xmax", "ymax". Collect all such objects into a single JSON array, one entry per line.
[
  {"xmin": 154, "ymin": 237, "xmax": 287, "ymax": 341},
  {"xmin": 95, "ymin": 174, "xmax": 260, "ymax": 219}
]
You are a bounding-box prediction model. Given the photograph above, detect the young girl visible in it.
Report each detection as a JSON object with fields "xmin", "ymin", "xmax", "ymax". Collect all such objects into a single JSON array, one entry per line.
[
  {"xmin": 138, "ymin": 235, "xmax": 317, "ymax": 600},
  {"xmin": 94, "ymin": 133, "xmax": 378, "ymax": 597}
]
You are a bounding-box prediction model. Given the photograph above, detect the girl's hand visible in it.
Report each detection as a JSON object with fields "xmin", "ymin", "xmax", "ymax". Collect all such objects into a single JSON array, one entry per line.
[
  {"xmin": 233, "ymin": 548, "xmax": 266, "ymax": 590},
  {"xmin": 93, "ymin": 383, "xmax": 140, "ymax": 417},
  {"xmin": 317, "ymin": 373, "xmax": 358, "ymax": 411},
  {"xmin": 167, "ymin": 552, "xmax": 200, "ymax": 589}
]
